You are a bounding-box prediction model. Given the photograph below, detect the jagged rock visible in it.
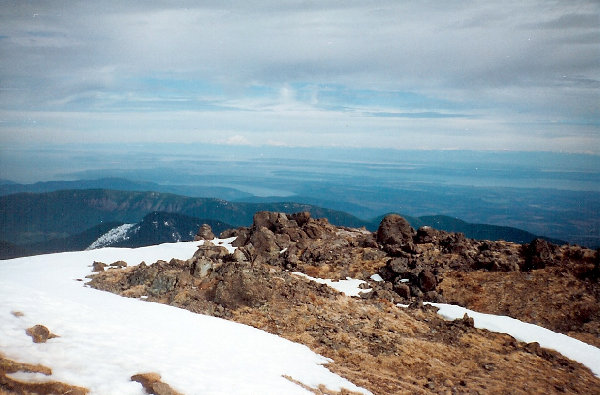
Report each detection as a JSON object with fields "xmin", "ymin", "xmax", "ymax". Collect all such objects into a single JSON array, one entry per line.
[
  {"xmin": 193, "ymin": 242, "xmax": 230, "ymax": 260},
  {"xmin": 212, "ymin": 263, "xmax": 274, "ymax": 309},
  {"xmin": 414, "ymin": 226, "xmax": 439, "ymax": 244},
  {"xmin": 439, "ymin": 232, "xmax": 468, "ymax": 254},
  {"xmin": 26, "ymin": 325, "xmax": 57, "ymax": 343},
  {"xmin": 419, "ymin": 270, "xmax": 437, "ymax": 292},
  {"xmin": 289, "ymin": 211, "xmax": 311, "ymax": 226},
  {"xmin": 110, "ymin": 260, "xmax": 127, "ymax": 268},
  {"xmin": 128, "ymin": 262, "xmax": 158, "ymax": 286},
  {"xmin": 248, "ymin": 226, "xmax": 282, "ymax": 262},
  {"xmin": 131, "ymin": 372, "xmax": 182, "ymax": 395},
  {"xmin": 522, "ymin": 238, "xmax": 554, "ymax": 271},
  {"xmin": 393, "ymin": 282, "xmax": 411, "ymax": 298},
  {"xmin": 92, "ymin": 261, "xmax": 106, "ymax": 272},
  {"xmin": 190, "ymin": 257, "xmax": 214, "ymax": 277},
  {"xmin": 194, "ymin": 224, "xmax": 215, "ymax": 241},
  {"xmin": 253, "ymin": 211, "xmax": 291, "ymax": 232},
  {"xmin": 376, "ymin": 214, "xmax": 416, "ymax": 255},
  {"xmin": 149, "ymin": 272, "xmax": 178, "ymax": 296}
]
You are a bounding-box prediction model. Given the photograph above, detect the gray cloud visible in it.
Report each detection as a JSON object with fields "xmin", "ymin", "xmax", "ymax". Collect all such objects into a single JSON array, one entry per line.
[{"xmin": 0, "ymin": 0, "xmax": 598, "ymax": 152}]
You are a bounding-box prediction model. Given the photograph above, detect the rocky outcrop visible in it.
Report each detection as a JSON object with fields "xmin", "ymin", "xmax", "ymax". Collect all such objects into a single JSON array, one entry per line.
[
  {"xmin": 521, "ymin": 238, "xmax": 555, "ymax": 271},
  {"xmin": 88, "ymin": 212, "xmax": 600, "ymax": 394},
  {"xmin": 194, "ymin": 224, "xmax": 215, "ymax": 241},
  {"xmin": 25, "ymin": 325, "xmax": 58, "ymax": 343},
  {"xmin": 376, "ymin": 214, "xmax": 416, "ymax": 255}
]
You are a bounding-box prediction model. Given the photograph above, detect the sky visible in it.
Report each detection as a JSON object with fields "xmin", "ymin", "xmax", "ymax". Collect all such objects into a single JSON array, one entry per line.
[{"xmin": 0, "ymin": 1, "xmax": 598, "ymax": 153}]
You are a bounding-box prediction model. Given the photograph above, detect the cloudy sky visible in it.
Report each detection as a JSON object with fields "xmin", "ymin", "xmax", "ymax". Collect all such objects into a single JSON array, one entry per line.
[{"xmin": 0, "ymin": 1, "xmax": 598, "ymax": 152}]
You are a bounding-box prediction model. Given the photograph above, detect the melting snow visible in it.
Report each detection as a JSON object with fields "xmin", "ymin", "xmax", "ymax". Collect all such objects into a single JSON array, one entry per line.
[
  {"xmin": 0, "ymin": 241, "xmax": 369, "ymax": 394},
  {"xmin": 87, "ymin": 224, "xmax": 136, "ymax": 250},
  {"xmin": 370, "ymin": 274, "xmax": 383, "ymax": 282},
  {"xmin": 427, "ymin": 302, "xmax": 600, "ymax": 377},
  {"xmin": 293, "ymin": 272, "xmax": 371, "ymax": 297},
  {"xmin": 299, "ymin": 273, "xmax": 600, "ymax": 378}
]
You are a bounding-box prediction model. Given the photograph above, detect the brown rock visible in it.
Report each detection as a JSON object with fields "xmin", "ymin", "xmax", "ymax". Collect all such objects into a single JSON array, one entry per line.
[
  {"xmin": 522, "ymin": 238, "xmax": 554, "ymax": 271},
  {"xmin": 25, "ymin": 325, "xmax": 58, "ymax": 343},
  {"xmin": 131, "ymin": 372, "xmax": 182, "ymax": 395},
  {"xmin": 419, "ymin": 270, "xmax": 437, "ymax": 292},
  {"xmin": 393, "ymin": 283, "xmax": 411, "ymax": 298},
  {"xmin": 193, "ymin": 243, "xmax": 230, "ymax": 260},
  {"xmin": 194, "ymin": 224, "xmax": 215, "ymax": 240},
  {"xmin": 109, "ymin": 260, "xmax": 127, "ymax": 268},
  {"xmin": 253, "ymin": 211, "xmax": 291, "ymax": 232},
  {"xmin": 248, "ymin": 226, "xmax": 281, "ymax": 260},
  {"xmin": 376, "ymin": 214, "xmax": 416, "ymax": 255},
  {"xmin": 414, "ymin": 226, "xmax": 439, "ymax": 244},
  {"xmin": 92, "ymin": 261, "xmax": 106, "ymax": 272}
]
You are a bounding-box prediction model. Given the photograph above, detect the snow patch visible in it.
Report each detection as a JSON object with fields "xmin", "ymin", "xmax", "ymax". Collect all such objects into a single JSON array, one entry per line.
[
  {"xmin": 427, "ymin": 302, "xmax": 600, "ymax": 377},
  {"xmin": 370, "ymin": 274, "xmax": 383, "ymax": 282},
  {"xmin": 213, "ymin": 236, "xmax": 237, "ymax": 254},
  {"xmin": 293, "ymin": 273, "xmax": 371, "ymax": 297},
  {"xmin": 0, "ymin": 242, "xmax": 370, "ymax": 394},
  {"xmin": 86, "ymin": 224, "xmax": 135, "ymax": 250}
]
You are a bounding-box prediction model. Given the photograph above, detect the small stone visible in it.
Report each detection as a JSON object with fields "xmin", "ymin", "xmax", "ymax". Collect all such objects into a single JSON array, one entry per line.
[
  {"xmin": 26, "ymin": 324, "xmax": 58, "ymax": 343},
  {"xmin": 92, "ymin": 261, "xmax": 106, "ymax": 272}
]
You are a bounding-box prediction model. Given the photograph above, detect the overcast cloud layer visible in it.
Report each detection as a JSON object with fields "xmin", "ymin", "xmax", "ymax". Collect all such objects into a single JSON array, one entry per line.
[{"xmin": 0, "ymin": 1, "xmax": 598, "ymax": 152}]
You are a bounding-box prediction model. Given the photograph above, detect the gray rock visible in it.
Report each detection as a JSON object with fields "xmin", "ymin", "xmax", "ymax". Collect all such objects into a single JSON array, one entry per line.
[
  {"xmin": 149, "ymin": 272, "xmax": 178, "ymax": 296},
  {"xmin": 194, "ymin": 224, "xmax": 215, "ymax": 240}
]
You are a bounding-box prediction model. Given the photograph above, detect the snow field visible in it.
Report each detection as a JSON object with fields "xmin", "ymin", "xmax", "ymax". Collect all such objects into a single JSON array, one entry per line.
[{"xmin": 0, "ymin": 241, "xmax": 370, "ymax": 395}]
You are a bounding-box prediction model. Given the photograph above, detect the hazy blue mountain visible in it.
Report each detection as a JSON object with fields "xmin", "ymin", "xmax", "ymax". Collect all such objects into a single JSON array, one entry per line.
[
  {"xmin": 0, "ymin": 178, "xmax": 253, "ymax": 201},
  {"xmin": 0, "ymin": 221, "xmax": 123, "ymax": 259},
  {"xmin": 103, "ymin": 211, "xmax": 232, "ymax": 249},
  {"xmin": 0, "ymin": 189, "xmax": 368, "ymax": 245},
  {"xmin": 0, "ymin": 212, "xmax": 233, "ymax": 259}
]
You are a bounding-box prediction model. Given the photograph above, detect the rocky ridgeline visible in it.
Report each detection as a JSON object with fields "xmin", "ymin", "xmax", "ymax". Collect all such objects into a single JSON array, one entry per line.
[
  {"xmin": 90, "ymin": 210, "xmax": 598, "ymax": 320},
  {"xmin": 87, "ymin": 211, "xmax": 600, "ymax": 393}
]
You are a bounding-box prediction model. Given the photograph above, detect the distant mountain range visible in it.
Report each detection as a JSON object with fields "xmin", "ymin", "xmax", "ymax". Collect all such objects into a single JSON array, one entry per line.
[
  {"xmin": 0, "ymin": 188, "xmax": 566, "ymax": 259},
  {"xmin": 0, "ymin": 211, "xmax": 232, "ymax": 260},
  {"xmin": 0, "ymin": 177, "xmax": 253, "ymax": 201}
]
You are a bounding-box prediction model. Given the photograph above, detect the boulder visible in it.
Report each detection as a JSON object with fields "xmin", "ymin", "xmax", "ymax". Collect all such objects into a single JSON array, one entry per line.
[
  {"xmin": 25, "ymin": 325, "xmax": 57, "ymax": 343},
  {"xmin": 92, "ymin": 261, "xmax": 106, "ymax": 272},
  {"xmin": 190, "ymin": 257, "xmax": 214, "ymax": 277},
  {"xmin": 109, "ymin": 260, "xmax": 127, "ymax": 268},
  {"xmin": 131, "ymin": 372, "xmax": 183, "ymax": 395},
  {"xmin": 193, "ymin": 243, "xmax": 230, "ymax": 260},
  {"xmin": 393, "ymin": 282, "xmax": 411, "ymax": 299},
  {"xmin": 253, "ymin": 211, "xmax": 291, "ymax": 232},
  {"xmin": 521, "ymin": 238, "xmax": 554, "ymax": 271},
  {"xmin": 248, "ymin": 226, "xmax": 281, "ymax": 260},
  {"xmin": 128, "ymin": 262, "xmax": 158, "ymax": 287},
  {"xmin": 149, "ymin": 272, "xmax": 178, "ymax": 296},
  {"xmin": 376, "ymin": 214, "xmax": 416, "ymax": 255},
  {"xmin": 414, "ymin": 226, "xmax": 439, "ymax": 244},
  {"xmin": 289, "ymin": 211, "xmax": 311, "ymax": 226},
  {"xmin": 418, "ymin": 270, "xmax": 437, "ymax": 292},
  {"xmin": 194, "ymin": 224, "xmax": 215, "ymax": 241}
]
